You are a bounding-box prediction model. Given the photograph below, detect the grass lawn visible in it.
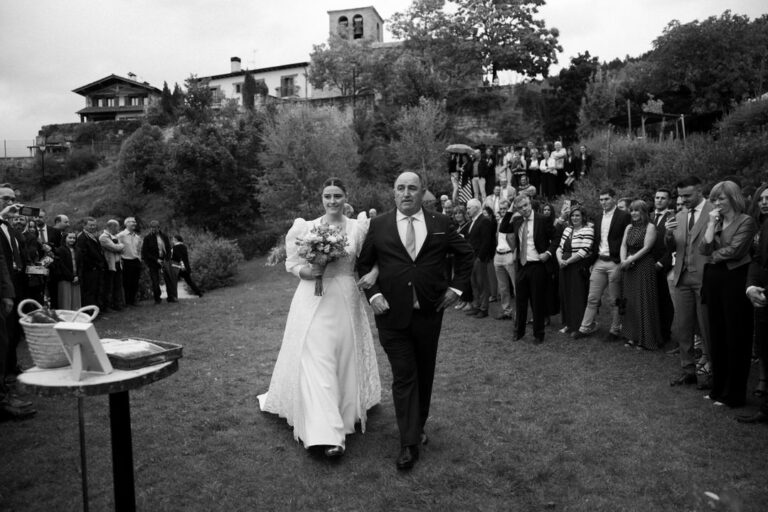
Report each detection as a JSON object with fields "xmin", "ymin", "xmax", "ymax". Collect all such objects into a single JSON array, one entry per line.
[{"xmin": 1, "ymin": 257, "xmax": 767, "ymax": 511}]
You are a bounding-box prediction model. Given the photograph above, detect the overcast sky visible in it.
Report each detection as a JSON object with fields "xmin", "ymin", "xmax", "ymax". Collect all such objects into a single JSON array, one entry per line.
[{"xmin": 0, "ymin": 0, "xmax": 765, "ymax": 151}]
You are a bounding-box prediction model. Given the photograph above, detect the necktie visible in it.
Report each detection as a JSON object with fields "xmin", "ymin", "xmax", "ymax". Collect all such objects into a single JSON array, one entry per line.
[
  {"xmin": 2, "ymin": 224, "xmax": 22, "ymax": 271},
  {"xmin": 405, "ymin": 217, "xmax": 416, "ymax": 259},
  {"xmin": 688, "ymin": 208, "xmax": 696, "ymax": 231},
  {"xmin": 520, "ymin": 218, "xmax": 528, "ymax": 265},
  {"xmin": 655, "ymin": 213, "xmax": 662, "ymax": 226}
]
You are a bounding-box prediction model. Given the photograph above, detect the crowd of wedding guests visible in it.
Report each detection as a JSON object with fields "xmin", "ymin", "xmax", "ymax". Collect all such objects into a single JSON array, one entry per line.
[
  {"xmin": 353, "ymin": 146, "xmax": 768, "ymax": 424},
  {"xmin": 0, "ymin": 183, "xmax": 203, "ymax": 419}
]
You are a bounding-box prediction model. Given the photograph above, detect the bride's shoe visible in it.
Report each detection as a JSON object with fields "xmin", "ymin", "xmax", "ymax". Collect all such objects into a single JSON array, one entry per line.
[{"xmin": 324, "ymin": 445, "xmax": 345, "ymax": 458}]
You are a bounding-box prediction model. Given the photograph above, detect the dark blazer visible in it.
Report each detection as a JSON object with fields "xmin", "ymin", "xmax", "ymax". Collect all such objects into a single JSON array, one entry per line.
[
  {"xmin": 358, "ymin": 208, "xmax": 474, "ymax": 329},
  {"xmin": 748, "ymin": 218, "xmax": 768, "ymax": 289},
  {"xmin": 171, "ymin": 243, "xmax": 192, "ymax": 272},
  {"xmin": 466, "ymin": 214, "xmax": 495, "ymax": 262},
  {"xmin": 0, "ymin": 223, "xmax": 26, "ymax": 299},
  {"xmin": 0, "ymin": 232, "xmax": 15, "ymax": 299},
  {"xmin": 590, "ymin": 208, "xmax": 632, "ymax": 264},
  {"xmin": 141, "ymin": 231, "xmax": 172, "ymax": 269},
  {"xmin": 53, "ymin": 245, "xmax": 81, "ymax": 282},
  {"xmin": 45, "ymin": 225, "xmax": 62, "ymax": 248},
  {"xmin": 509, "ymin": 213, "xmax": 559, "ymax": 267},
  {"xmin": 652, "ymin": 209, "xmax": 674, "ymax": 271},
  {"xmin": 75, "ymin": 231, "xmax": 105, "ymax": 272}
]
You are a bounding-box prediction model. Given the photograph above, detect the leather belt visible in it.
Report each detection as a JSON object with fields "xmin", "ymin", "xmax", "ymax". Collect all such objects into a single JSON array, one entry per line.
[
  {"xmin": 496, "ymin": 250, "xmax": 512, "ymax": 255},
  {"xmin": 598, "ymin": 255, "xmax": 613, "ymax": 262}
]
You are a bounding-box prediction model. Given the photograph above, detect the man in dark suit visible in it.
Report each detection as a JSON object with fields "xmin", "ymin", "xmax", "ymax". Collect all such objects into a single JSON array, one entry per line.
[
  {"xmin": 572, "ymin": 188, "xmax": 632, "ymax": 341},
  {"xmin": 507, "ymin": 194, "xmax": 557, "ymax": 343},
  {"xmin": 36, "ymin": 210, "xmax": 62, "ymax": 308},
  {"xmin": 358, "ymin": 171, "xmax": 473, "ymax": 470},
  {"xmin": 463, "ymin": 198, "xmax": 495, "ymax": 318},
  {"xmin": 0, "ymin": 188, "xmax": 29, "ymax": 383},
  {"xmin": 652, "ymin": 188, "xmax": 675, "ymax": 346},
  {"xmin": 75, "ymin": 217, "xmax": 105, "ymax": 309},
  {"xmin": 141, "ymin": 220, "xmax": 177, "ymax": 304},
  {"xmin": 741, "ymin": 207, "xmax": 768, "ymax": 423}
]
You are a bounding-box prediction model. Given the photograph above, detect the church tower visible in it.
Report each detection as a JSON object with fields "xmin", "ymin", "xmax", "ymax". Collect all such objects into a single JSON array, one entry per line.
[{"xmin": 328, "ymin": 6, "xmax": 384, "ymax": 43}]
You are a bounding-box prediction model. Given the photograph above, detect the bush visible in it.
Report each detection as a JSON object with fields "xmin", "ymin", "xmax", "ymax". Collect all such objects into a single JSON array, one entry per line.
[
  {"xmin": 236, "ymin": 224, "xmax": 289, "ymax": 260},
  {"xmin": 117, "ymin": 124, "xmax": 166, "ymax": 192},
  {"xmin": 718, "ymin": 99, "xmax": 768, "ymax": 137},
  {"xmin": 178, "ymin": 227, "xmax": 244, "ymax": 291},
  {"xmin": 64, "ymin": 148, "xmax": 99, "ymax": 176}
]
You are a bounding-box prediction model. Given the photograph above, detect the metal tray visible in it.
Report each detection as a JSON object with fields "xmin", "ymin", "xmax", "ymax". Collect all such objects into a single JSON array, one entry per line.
[{"xmin": 101, "ymin": 338, "xmax": 183, "ymax": 370}]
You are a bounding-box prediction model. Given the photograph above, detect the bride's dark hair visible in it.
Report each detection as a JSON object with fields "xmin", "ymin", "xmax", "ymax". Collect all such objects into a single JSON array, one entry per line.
[{"xmin": 323, "ymin": 177, "xmax": 347, "ymax": 194}]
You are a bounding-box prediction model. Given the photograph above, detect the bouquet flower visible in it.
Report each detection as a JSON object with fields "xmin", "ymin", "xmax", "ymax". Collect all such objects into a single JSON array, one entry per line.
[{"xmin": 296, "ymin": 223, "xmax": 349, "ymax": 296}]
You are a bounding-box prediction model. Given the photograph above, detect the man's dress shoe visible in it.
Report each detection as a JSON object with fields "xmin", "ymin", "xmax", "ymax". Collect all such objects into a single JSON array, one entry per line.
[{"xmin": 396, "ymin": 445, "xmax": 419, "ymax": 470}]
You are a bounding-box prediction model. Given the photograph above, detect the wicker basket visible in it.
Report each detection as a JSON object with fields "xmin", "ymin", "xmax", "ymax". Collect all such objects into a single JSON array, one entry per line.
[{"xmin": 18, "ymin": 299, "xmax": 100, "ymax": 369}]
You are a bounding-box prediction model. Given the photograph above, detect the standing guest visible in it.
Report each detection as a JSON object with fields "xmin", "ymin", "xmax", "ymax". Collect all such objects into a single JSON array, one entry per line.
[
  {"xmin": 343, "ymin": 204, "xmax": 355, "ymax": 218},
  {"xmin": 494, "ymin": 200, "xmax": 516, "ymax": 320},
  {"xmin": 700, "ymin": 181, "xmax": 757, "ymax": 408},
  {"xmin": 541, "ymin": 203, "xmax": 562, "ymax": 324},
  {"xmin": 617, "ymin": 197, "xmax": 631, "ymax": 212},
  {"xmin": 357, "ymin": 171, "xmax": 474, "ymax": 470},
  {"xmin": 517, "ymin": 175, "xmax": 537, "ymax": 198},
  {"xmin": 740, "ymin": 184, "xmax": 768, "ymax": 423},
  {"xmin": 21, "ymin": 221, "xmax": 45, "ymax": 305},
  {"xmin": 439, "ymin": 195, "xmax": 450, "ymax": 214},
  {"xmin": 99, "ymin": 220, "xmax": 125, "ymax": 312},
  {"xmin": 482, "ymin": 206, "xmax": 499, "ymax": 302},
  {"xmin": 11, "ymin": 215, "xmax": 26, "ymax": 233},
  {"xmin": 463, "ymin": 199, "xmax": 495, "ymax": 319},
  {"xmin": 495, "ymin": 147, "xmax": 508, "ymax": 185},
  {"xmin": 0, "ymin": 187, "xmax": 28, "ymax": 383},
  {"xmin": 572, "ymin": 188, "xmax": 632, "ymax": 341},
  {"xmin": 556, "ymin": 206, "xmax": 594, "ymax": 334},
  {"xmin": 368, "ymin": 208, "xmax": 378, "ymax": 219},
  {"xmin": 539, "ymin": 149, "xmax": 555, "ymax": 198},
  {"xmin": 117, "ymin": 217, "xmax": 143, "ymax": 306},
  {"xmin": 563, "ymin": 147, "xmax": 577, "ymax": 194},
  {"xmin": 479, "ymin": 147, "xmax": 496, "ymax": 199},
  {"xmin": 509, "ymin": 194, "xmax": 557, "ymax": 343},
  {"xmin": 511, "ymin": 149, "xmax": 527, "ymax": 189},
  {"xmin": 52, "ymin": 214, "xmax": 70, "ymax": 240},
  {"xmin": 498, "ymin": 177, "xmax": 516, "ymax": 205},
  {"xmin": 620, "ymin": 200, "xmax": 662, "ymax": 349},
  {"xmin": 34, "ymin": 210, "xmax": 59, "ymax": 248},
  {"xmin": 666, "ymin": 176, "xmax": 713, "ymax": 387},
  {"xmin": 441, "ymin": 201, "xmax": 453, "ymax": 219},
  {"xmin": 76, "ymin": 217, "xmax": 105, "ymax": 309},
  {"xmin": 171, "ymin": 235, "xmax": 203, "ymax": 298},
  {"xmin": 527, "ymin": 147, "xmax": 540, "ymax": 194},
  {"xmin": 452, "ymin": 206, "xmax": 474, "ymax": 311},
  {"xmin": 483, "ymin": 186, "xmax": 502, "ymax": 220},
  {"xmin": 471, "ymin": 150, "xmax": 482, "ymax": 201},
  {"xmin": 652, "ymin": 189, "xmax": 675, "ymax": 346},
  {"xmin": 54, "ymin": 232, "xmax": 81, "ymax": 310},
  {"xmin": 578, "ymin": 144, "xmax": 592, "ymax": 179},
  {"xmin": 141, "ymin": 220, "xmax": 177, "ymax": 304},
  {"xmin": 675, "ymin": 195, "xmax": 684, "ymax": 213},
  {"xmin": 454, "ymin": 154, "xmax": 474, "ymax": 205},
  {"xmin": 747, "ymin": 185, "xmax": 768, "ymax": 399},
  {"xmin": 551, "ymin": 141, "xmax": 567, "ymax": 196}
]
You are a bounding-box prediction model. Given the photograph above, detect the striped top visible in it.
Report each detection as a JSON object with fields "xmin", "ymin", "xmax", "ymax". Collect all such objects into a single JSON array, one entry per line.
[{"xmin": 557, "ymin": 224, "xmax": 594, "ymax": 260}]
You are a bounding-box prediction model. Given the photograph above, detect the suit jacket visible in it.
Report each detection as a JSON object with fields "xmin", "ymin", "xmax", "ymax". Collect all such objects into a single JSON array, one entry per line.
[
  {"xmin": 141, "ymin": 231, "xmax": 172, "ymax": 269},
  {"xmin": 652, "ymin": 209, "xmax": 674, "ymax": 271},
  {"xmin": 508, "ymin": 213, "xmax": 558, "ymax": 271},
  {"xmin": 466, "ymin": 214, "xmax": 495, "ymax": 262},
  {"xmin": 99, "ymin": 231, "xmax": 124, "ymax": 271},
  {"xmin": 39, "ymin": 225, "xmax": 62, "ymax": 248},
  {"xmin": 0, "ymin": 223, "xmax": 26, "ymax": 299},
  {"xmin": 76, "ymin": 231, "xmax": 105, "ymax": 272},
  {"xmin": 590, "ymin": 208, "xmax": 632, "ymax": 264},
  {"xmin": 747, "ymin": 218, "xmax": 768, "ymax": 289},
  {"xmin": 53, "ymin": 245, "xmax": 81, "ymax": 282},
  {"xmin": 0, "ymin": 230, "xmax": 15, "ymax": 299},
  {"xmin": 666, "ymin": 200, "xmax": 714, "ymax": 287},
  {"xmin": 171, "ymin": 243, "xmax": 192, "ymax": 273},
  {"xmin": 358, "ymin": 208, "xmax": 474, "ymax": 330}
]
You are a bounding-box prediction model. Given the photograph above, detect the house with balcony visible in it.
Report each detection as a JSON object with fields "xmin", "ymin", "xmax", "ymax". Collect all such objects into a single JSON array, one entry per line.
[{"xmin": 73, "ymin": 73, "xmax": 161, "ymax": 122}]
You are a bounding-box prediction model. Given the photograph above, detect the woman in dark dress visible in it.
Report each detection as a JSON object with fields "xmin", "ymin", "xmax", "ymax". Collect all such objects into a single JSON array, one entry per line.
[
  {"xmin": 701, "ymin": 181, "xmax": 757, "ymax": 408},
  {"xmin": 541, "ymin": 203, "xmax": 561, "ymax": 324},
  {"xmin": 453, "ymin": 206, "xmax": 474, "ymax": 311},
  {"xmin": 170, "ymin": 235, "xmax": 203, "ymax": 297},
  {"xmin": 556, "ymin": 206, "xmax": 594, "ymax": 334},
  {"xmin": 620, "ymin": 199, "xmax": 662, "ymax": 350}
]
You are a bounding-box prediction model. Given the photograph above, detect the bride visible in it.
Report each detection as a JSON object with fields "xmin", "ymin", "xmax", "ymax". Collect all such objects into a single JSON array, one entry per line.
[{"xmin": 258, "ymin": 177, "xmax": 381, "ymax": 458}]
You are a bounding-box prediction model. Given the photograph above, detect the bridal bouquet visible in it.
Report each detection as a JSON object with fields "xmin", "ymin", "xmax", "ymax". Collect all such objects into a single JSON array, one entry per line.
[{"xmin": 296, "ymin": 223, "xmax": 349, "ymax": 296}]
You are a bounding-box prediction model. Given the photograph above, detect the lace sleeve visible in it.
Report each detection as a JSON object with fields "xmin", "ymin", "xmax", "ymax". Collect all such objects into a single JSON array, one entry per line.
[{"xmin": 285, "ymin": 218, "xmax": 309, "ymax": 277}]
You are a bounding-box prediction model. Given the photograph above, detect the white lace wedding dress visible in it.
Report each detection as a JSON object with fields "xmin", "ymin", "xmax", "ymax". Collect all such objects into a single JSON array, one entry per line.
[{"xmin": 258, "ymin": 216, "xmax": 381, "ymax": 448}]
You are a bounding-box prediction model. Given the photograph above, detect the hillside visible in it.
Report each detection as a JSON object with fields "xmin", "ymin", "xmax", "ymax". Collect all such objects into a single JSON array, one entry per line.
[{"xmin": 22, "ymin": 159, "xmax": 175, "ymax": 229}]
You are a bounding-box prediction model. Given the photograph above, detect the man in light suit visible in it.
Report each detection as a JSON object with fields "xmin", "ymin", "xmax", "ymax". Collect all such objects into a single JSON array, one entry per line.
[
  {"xmin": 358, "ymin": 171, "xmax": 474, "ymax": 470},
  {"xmin": 667, "ymin": 176, "xmax": 713, "ymax": 387}
]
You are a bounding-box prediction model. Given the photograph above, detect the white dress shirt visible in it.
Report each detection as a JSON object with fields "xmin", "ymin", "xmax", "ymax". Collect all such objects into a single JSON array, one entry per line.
[
  {"xmin": 598, "ymin": 207, "xmax": 616, "ymax": 256},
  {"xmin": 396, "ymin": 209, "xmax": 427, "ymax": 257}
]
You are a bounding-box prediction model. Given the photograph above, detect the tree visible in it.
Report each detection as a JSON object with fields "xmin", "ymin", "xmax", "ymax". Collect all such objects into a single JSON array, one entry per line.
[
  {"xmin": 308, "ymin": 35, "xmax": 379, "ymax": 98},
  {"xmin": 116, "ymin": 123, "xmax": 166, "ymax": 191},
  {"xmin": 181, "ymin": 75, "xmax": 214, "ymax": 125},
  {"xmin": 577, "ymin": 69, "xmax": 617, "ymax": 139},
  {"xmin": 542, "ymin": 52, "xmax": 600, "ymax": 141},
  {"xmin": 390, "ymin": 0, "xmax": 561, "ymax": 82},
  {"xmin": 258, "ymin": 105, "xmax": 360, "ymax": 220},
  {"xmin": 646, "ymin": 11, "xmax": 768, "ymax": 114},
  {"xmin": 390, "ymin": 98, "xmax": 448, "ymax": 189},
  {"xmin": 242, "ymin": 72, "xmax": 256, "ymax": 111}
]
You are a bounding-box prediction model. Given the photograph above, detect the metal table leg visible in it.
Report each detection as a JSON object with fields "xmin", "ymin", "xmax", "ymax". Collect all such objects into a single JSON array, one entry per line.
[
  {"xmin": 78, "ymin": 397, "xmax": 89, "ymax": 512},
  {"xmin": 108, "ymin": 391, "xmax": 135, "ymax": 512}
]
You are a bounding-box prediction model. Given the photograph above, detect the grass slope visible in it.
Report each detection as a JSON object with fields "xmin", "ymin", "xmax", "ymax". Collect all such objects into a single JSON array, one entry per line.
[{"xmin": 1, "ymin": 258, "xmax": 766, "ymax": 511}]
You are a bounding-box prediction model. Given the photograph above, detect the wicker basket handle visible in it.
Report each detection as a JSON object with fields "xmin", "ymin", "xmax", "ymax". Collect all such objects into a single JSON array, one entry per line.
[
  {"xmin": 74, "ymin": 305, "xmax": 100, "ymax": 322},
  {"xmin": 17, "ymin": 298, "xmax": 44, "ymax": 319}
]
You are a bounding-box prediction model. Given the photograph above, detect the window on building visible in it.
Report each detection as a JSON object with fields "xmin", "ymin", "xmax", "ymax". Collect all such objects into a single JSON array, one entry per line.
[
  {"xmin": 338, "ymin": 16, "xmax": 349, "ymax": 38},
  {"xmin": 280, "ymin": 76, "xmax": 295, "ymax": 97},
  {"xmin": 235, "ymin": 83, "xmax": 242, "ymax": 94},
  {"xmin": 353, "ymin": 14, "xmax": 363, "ymax": 39}
]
